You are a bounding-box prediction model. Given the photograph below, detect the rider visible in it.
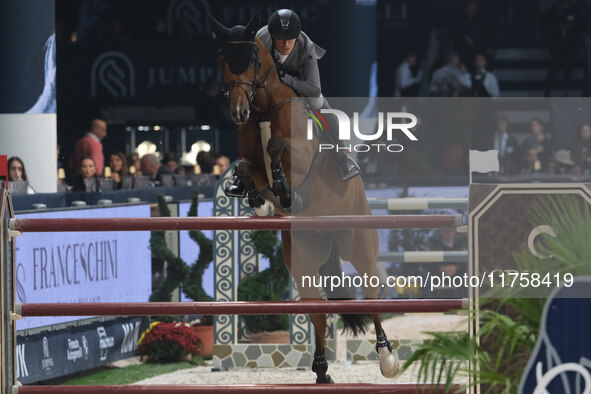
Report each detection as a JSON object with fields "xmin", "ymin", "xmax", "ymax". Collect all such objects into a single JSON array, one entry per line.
[
  {"xmin": 258, "ymin": 9, "xmax": 360, "ymax": 182},
  {"xmin": 225, "ymin": 9, "xmax": 359, "ymax": 198}
]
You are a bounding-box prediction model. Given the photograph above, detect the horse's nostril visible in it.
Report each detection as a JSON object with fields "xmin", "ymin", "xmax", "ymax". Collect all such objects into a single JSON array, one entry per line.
[{"xmin": 241, "ymin": 109, "xmax": 249, "ymax": 120}]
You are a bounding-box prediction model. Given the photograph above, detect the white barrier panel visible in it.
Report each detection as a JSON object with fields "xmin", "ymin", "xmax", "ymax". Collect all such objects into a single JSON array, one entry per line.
[{"xmin": 15, "ymin": 204, "xmax": 152, "ymax": 330}]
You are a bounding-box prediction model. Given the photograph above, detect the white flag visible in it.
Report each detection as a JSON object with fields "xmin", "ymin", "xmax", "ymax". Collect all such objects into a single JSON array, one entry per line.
[{"xmin": 469, "ymin": 149, "xmax": 499, "ymax": 174}]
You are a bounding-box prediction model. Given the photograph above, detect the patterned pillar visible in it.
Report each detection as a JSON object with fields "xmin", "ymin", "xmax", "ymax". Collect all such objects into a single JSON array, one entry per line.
[
  {"xmin": 213, "ymin": 170, "xmax": 237, "ymax": 345},
  {"xmin": 289, "ymin": 277, "xmax": 312, "ymax": 344},
  {"xmin": 237, "ymin": 197, "xmax": 259, "ymax": 342}
]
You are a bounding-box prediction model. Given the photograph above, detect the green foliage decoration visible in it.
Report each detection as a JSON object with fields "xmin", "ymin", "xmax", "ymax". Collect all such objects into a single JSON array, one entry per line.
[
  {"xmin": 237, "ymin": 230, "xmax": 290, "ymax": 333},
  {"xmin": 149, "ymin": 191, "xmax": 214, "ymax": 322}
]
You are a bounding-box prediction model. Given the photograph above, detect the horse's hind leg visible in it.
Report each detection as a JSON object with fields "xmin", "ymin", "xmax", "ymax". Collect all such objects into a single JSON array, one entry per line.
[
  {"xmin": 372, "ymin": 314, "xmax": 399, "ymax": 378},
  {"xmin": 345, "ymin": 229, "xmax": 399, "ymax": 378},
  {"xmin": 364, "ymin": 269, "xmax": 399, "ymax": 378},
  {"xmin": 234, "ymin": 160, "xmax": 274, "ymax": 216}
]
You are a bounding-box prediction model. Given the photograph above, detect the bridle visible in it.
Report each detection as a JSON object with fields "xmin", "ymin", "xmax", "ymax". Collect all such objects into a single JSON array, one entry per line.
[{"xmin": 220, "ymin": 40, "xmax": 276, "ymax": 113}]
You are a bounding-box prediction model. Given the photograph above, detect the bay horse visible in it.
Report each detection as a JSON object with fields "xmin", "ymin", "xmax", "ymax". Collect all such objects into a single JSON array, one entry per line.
[{"xmin": 209, "ymin": 13, "xmax": 398, "ymax": 383}]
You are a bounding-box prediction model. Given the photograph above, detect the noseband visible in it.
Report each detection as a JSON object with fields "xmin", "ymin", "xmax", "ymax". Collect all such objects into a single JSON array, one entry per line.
[{"xmin": 220, "ymin": 41, "xmax": 276, "ymax": 113}]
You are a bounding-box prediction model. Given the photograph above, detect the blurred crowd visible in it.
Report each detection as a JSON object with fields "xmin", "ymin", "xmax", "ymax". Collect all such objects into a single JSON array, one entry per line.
[
  {"xmin": 395, "ymin": 0, "xmax": 586, "ymax": 98},
  {"xmin": 7, "ymin": 118, "xmax": 231, "ymax": 195},
  {"xmin": 487, "ymin": 116, "xmax": 591, "ymax": 176}
]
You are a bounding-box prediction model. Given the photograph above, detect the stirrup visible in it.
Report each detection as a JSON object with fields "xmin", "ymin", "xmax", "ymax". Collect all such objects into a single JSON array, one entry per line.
[
  {"xmin": 339, "ymin": 155, "xmax": 360, "ymax": 182},
  {"xmin": 224, "ymin": 178, "xmax": 246, "ymax": 198}
]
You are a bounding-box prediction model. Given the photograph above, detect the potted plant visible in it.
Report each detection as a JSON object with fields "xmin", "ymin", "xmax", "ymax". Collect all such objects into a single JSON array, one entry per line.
[
  {"xmin": 238, "ymin": 230, "xmax": 290, "ymax": 343},
  {"xmin": 137, "ymin": 321, "xmax": 202, "ymax": 362}
]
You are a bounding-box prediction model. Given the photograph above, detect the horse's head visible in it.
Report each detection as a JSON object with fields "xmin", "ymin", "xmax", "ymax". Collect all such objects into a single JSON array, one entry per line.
[{"xmin": 209, "ymin": 13, "xmax": 265, "ymax": 125}]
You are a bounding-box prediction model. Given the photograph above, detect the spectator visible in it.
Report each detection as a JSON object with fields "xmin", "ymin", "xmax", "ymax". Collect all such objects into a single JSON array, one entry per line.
[
  {"xmin": 7, "ymin": 156, "xmax": 35, "ymax": 194},
  {"xmin": 214, "ymin": 155, "xmax": 231, "ymax": 176},
  {"xmin": 109, "ymin": 152, "xmax": 129, "ymax": 189},
  {"xmin": 394, "ymin": 51, "xmax": 422, "ymax": 97},
  {"xmin": 69, "ymin": 119, "xmax": 107, "ymax": 177},
  {"xmin": 429, "ymin": 53, "xmax": 472, "ymax": 97},
  {"xmin": 518, "ymin": 147, "xmax": 544, "ymax": 175},
  {"xmin": 162, "ymin": 153, "xmax": 180, "ymax": 174},
  {"xmin": 471, "ymin": 54, "xmax": 500, "ymax": 97},
  {"xmin": 544, "ymin": 0, "xmax": 582, "ymax": 96},
  {"xmin": 129, "ymin": 153, "xmax": 142, "ymax": 176},
  {"xmin": 455, "ymin": 1, "xmax": 495, "ymax": 66},
  {"xmin": 492, "ymin": 115, "xmax": 519, "ymax": 174},
  {"xmin": 196, "ymin": 151, "xmax": 215, "ymax": 174},
  {"xmin": 72, "ymin": 156, "xmax": 99, "ymax": 191},
  {"xmin": 550, "ymin": 149, "xmax": 580, "ymax": 175},
  {"xmin": 57, "ymin": 144, "xmax": 63, "ymax": 170},
  {"xmin": 572, "ymin": 124, "xmax": 591, "ymax": 173},
  {"xmin": 521, "ymin": 119, "xmax": 553, "ymax": 171},
  {"xmin": 140, "ymin": 153, "xmax": 172, "ymax": 184}
]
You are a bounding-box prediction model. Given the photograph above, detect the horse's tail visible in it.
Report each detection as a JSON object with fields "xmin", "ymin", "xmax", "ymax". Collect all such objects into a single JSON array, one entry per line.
[{"xmin": 319, "ymin": 240, "xmax": 371, "ymax": 337}]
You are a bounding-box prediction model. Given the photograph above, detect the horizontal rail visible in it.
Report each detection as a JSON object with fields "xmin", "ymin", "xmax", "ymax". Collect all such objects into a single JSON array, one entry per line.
[
  {"xmin": 16, "ymin": 383, "xmax": 462, "ymax": 393},
  {"xmin": 369, "ymin": 197, "xmax": 467, "ymax": 211},
  {"xmin": 10, "ymin": 215, "xmax": 462, "ymax": 233},
  {"xmin": 16, "ymin": 299, "xmax": 467, "ymax": 317},
  {"xmin": 378, "ymin": 251, "xmax": 468, "ymax": 263}
]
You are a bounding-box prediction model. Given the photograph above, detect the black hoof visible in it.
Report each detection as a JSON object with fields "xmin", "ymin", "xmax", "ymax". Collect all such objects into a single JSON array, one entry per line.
[{"xmin": 316, "ymin": 374, "xmax": 334, "ymax": 384}]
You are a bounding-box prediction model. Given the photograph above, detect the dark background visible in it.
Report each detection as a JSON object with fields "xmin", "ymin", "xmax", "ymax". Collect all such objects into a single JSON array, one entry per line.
[{"xmin": 0, "ymin": 0, "xmax": 55, "ymax": 113}]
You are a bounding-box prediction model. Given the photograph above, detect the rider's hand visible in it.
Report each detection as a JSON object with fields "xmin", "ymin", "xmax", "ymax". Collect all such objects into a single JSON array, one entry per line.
[{"xmin": 280, "ymin": 72, "xmax": 294, "ymax": 87}]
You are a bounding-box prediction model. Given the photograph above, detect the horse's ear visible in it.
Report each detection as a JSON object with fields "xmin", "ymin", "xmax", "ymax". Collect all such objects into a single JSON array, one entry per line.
[
  {"xmin": 245, "ymin": 11, "xmax": 260, "ymax": 40},
  {"xmin": 208, "ymin": 15, "xmax": 229, "ymax": 41}
]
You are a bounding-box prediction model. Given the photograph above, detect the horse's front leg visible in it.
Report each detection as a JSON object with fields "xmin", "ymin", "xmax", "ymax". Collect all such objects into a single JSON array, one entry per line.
[
  {"xmin": 234, "ymin": 159, "xmax": 274, "ymax": 216},
  {"xmin": 296, "ymin": 277, "xmax": 334, "ymax": 383},
  {"xmin": 266, "ymin": 137, "xmax": 291, "ymax": 209},
  {"xmin": 309, "ymin": 312, "xmax": 334, "ymax": 384}
]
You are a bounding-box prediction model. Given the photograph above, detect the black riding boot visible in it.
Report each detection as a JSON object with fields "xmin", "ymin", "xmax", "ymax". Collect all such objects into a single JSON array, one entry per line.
[{"xmin": 321, "ymin": 100, "xmax": 360, "ymax": 182}]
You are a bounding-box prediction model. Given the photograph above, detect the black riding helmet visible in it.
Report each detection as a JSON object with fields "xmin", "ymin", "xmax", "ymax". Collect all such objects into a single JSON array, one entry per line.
[{"xmin": 268, "ymin": 9, "xmax": 301, "ymax": 40}]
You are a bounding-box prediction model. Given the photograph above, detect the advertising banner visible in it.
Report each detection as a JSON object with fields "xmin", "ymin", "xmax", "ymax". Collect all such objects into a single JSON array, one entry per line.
[
  {"xmin": 15, "ymin": 204, "xmax": 152, "ymax": 330},
  {"xmin": 16, "ymin": 316, "xmax": 149, "ymax": 384}
]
